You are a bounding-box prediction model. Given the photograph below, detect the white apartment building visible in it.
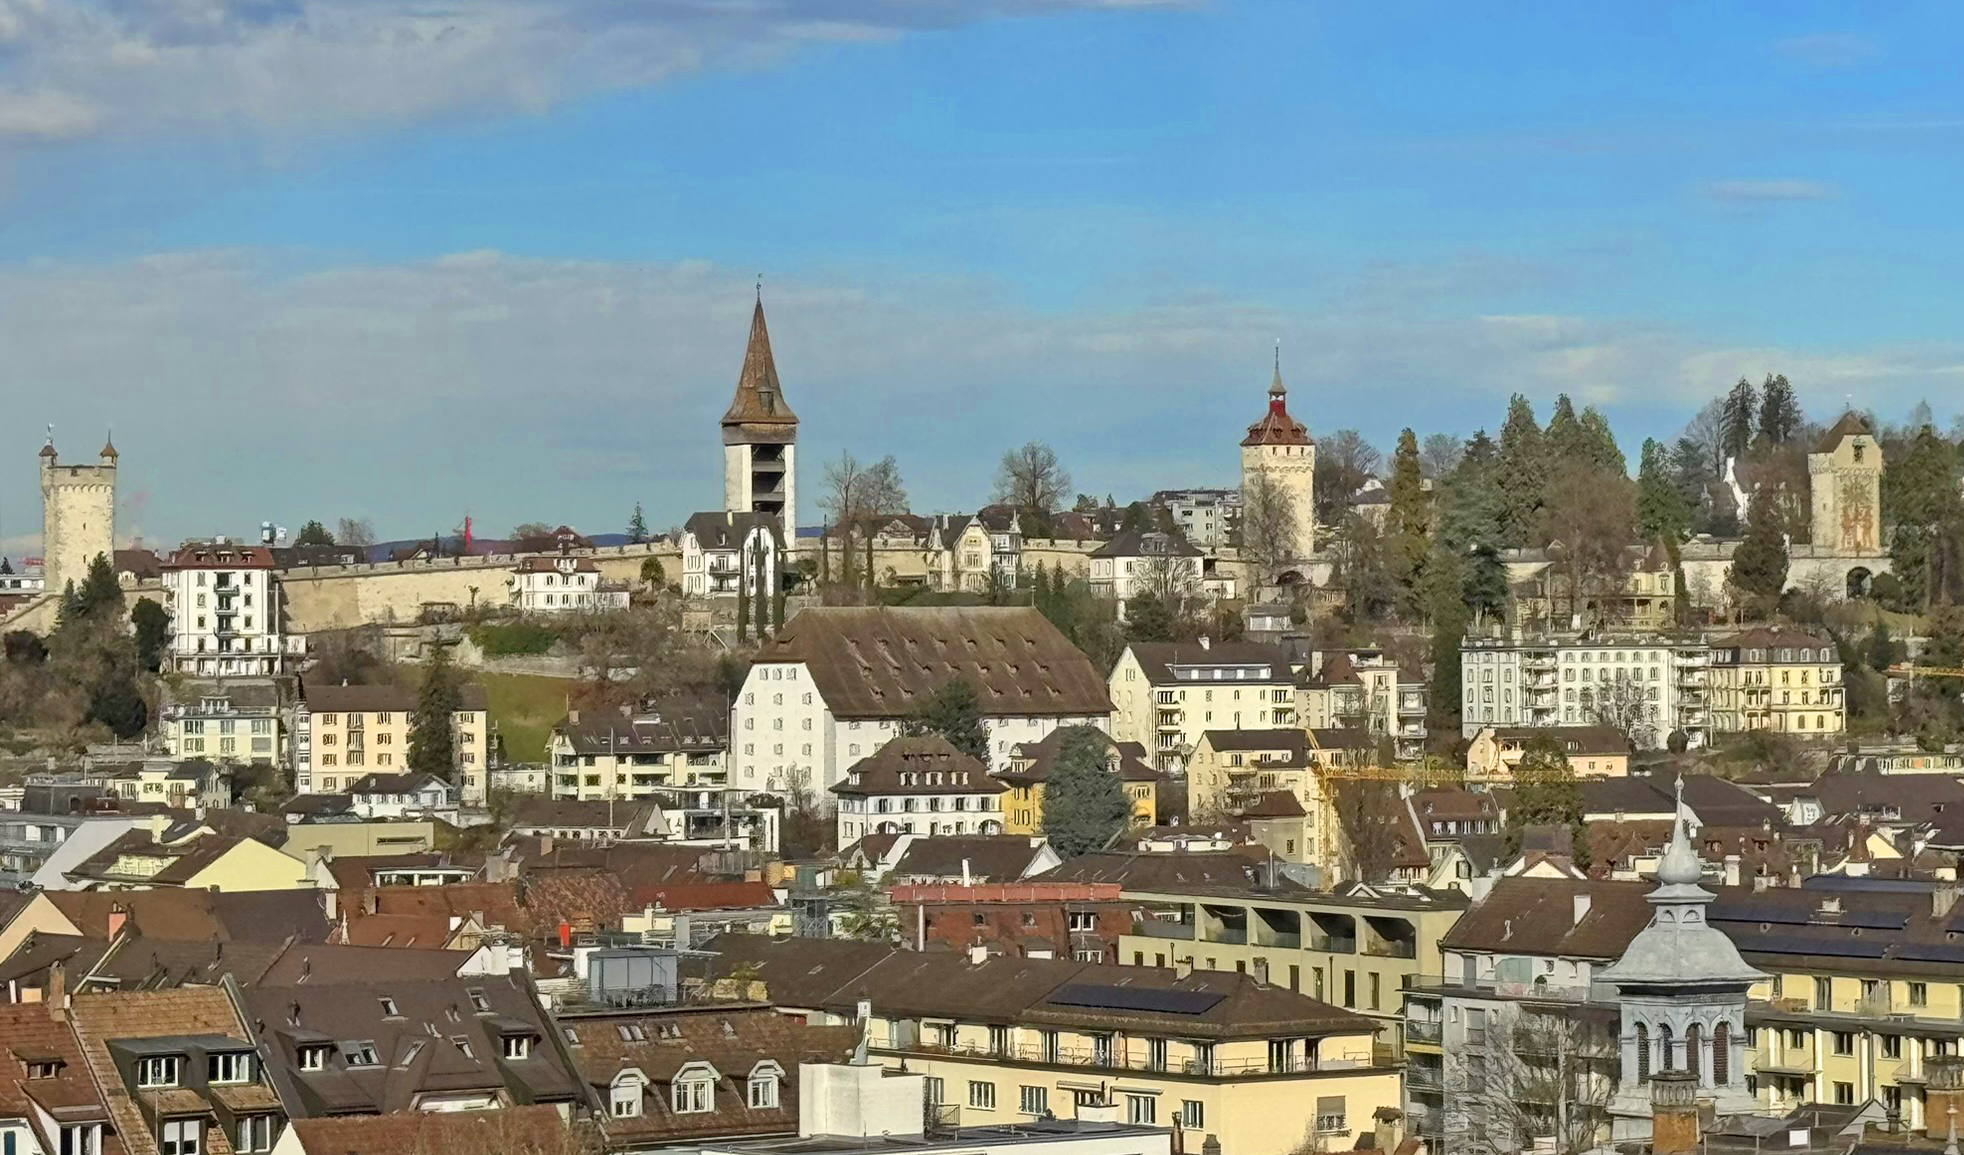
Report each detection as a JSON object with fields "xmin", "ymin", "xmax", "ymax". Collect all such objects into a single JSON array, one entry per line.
[
  {"xmin": 1459, "ymin": 636, "xmax": 1710, "ymax": 749},
  {"xmin": 731, "ymin": 606, "xmax": 1114, "ymax": 795},
  {"xmin": 548, "ymin": 704, "xmax": 728, "ymax": 804},
  {"xmin": 1150, "ymin": 488, "xmax": 1241, "ymax": 549},
  {"xmin": 1088, "ymin": 531, "xmax": 1204, "ymax": 617},
  {"xmin": 160, "ymin": 678, "xmax": 284, "ymax": 766},
  {"xmin": 160, "ymin": 543, "xmax": 301, "ymax": 676},
  {"xmin": 1108, "ymin": 639, "xmax": 1296, "ymax": 773},
  {"xmin": 509, "ymin": 555, "xmax": 628, "ymax": 612},
  {"xmin": 681, "ymin": 511, "xmax": 783, "ymax": 600},
  {"xmin": 830, "ymin": 735, "xmax": 1008, "ymax": 847}
]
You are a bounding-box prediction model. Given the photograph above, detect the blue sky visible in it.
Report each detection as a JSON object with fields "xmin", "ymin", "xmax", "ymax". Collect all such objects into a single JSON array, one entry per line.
[{"xmin": 2, "ymin": 0, "xmax": 1961, "ymax": 551}]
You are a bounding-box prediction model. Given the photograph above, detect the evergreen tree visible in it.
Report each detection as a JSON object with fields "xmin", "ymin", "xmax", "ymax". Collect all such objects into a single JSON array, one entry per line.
[
  {"xmin": 294, "ymin": 520, "xmax": 336, "ymax": 546},
  {"xmin": 1545, "ymin": 394, "xmax": 1587, "ymax": 461},
  {"xmin": 1039, "ymin": 728, "xmax": 1133, "ymax": 858},
  {"xmin": 131, "ymin": 597, "xmax": 170, "ymax": 672},
  {"xmin": 1499, "ymin": 732, "xmax": 1590, "ymax": 869},
  {"xmin": 408, "ymin": 647, "xmax": 464, "ymax": 779},
  {"xmin": 1757, "ymin": 374, "xmax": 1802, "ymax": 445},
  {"xmin": 1423, "ymin": 543, "xmax": 1469, "ymax": 744},
  {"xmin": 899, "ymin": 678, "xmax": 990, "ymax": 763},
  {"xmin": 1729, "ymin": 487, "xmax": 1790, "ymax": 600},
  {"xmin": 1462, "ymin": 542, "xmax": 1510, "ymax": 626},
  {"xmin": 1123, "ymin": 593, "xmax": 1179, "ymax": 644},
  {"xmin": 1579, "ymin": 407, "xmax": 1626, "ymax": 474},
  {"xmin": 1721, "ymin": 377, "xmax": 1758, "ymax": 460},
  {"xmin": 76, "ymin": 554, "xmax": 123, "ymax": 620},
  {"xmin": 1496, "ymin": 395, "xmax": 1547, "ymax": 547},
  {"xmin": 1436, "ymin": 430, "xmax": 1505, "ymax": 552},
  {"xmin": 627, "ymin": 503, "xmax": 650, "ymax": 544},
  {"xmin": 1386, "ymin": 428, "xmax": 1431, "ymax": 617},
  {"xmin": 86, "ymin": 669, "xmax": 148, "ymax": 739},
  {"xmin": 1636, "ymin": 438, "xmax": 1693, "ymax": 543}
]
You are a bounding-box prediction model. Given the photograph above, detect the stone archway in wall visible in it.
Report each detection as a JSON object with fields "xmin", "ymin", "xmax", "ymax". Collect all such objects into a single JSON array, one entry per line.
[
  {"xmin": 1277, "ymin": 570, "xmax": 1305, "ymax": 586},
  {"xmin": 1847, "ymin": 566, "xmax": 1874, "ymax": 599}
]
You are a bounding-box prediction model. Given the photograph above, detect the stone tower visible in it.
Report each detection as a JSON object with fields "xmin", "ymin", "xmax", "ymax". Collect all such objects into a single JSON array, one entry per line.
[
  {"xmin": 1239, "ymin": 351, "xmax": 1317, "ymax": 559},
  {"xmin": 1807, "ymin": 411, "xmax": 1883, "ymax": 555},
  {"xmin": 38, "ymin": 434, "xmax": 118, "ymax": 595},
  {"xmin": 721, "ymin": 295, "xmax": 798, "ymax": 545},
  {"xmin": 1602, "ymin": 779, "xmax": 1765, "ymax": 1142}
]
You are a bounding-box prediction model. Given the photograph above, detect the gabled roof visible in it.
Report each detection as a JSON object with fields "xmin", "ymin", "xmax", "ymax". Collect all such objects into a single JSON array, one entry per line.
[
  {"xmin": 347, "ymin": 772, "xmax": 453, "ymax": 797},
  {"xmin": 1089, "ymin": 530, "xmax": 1200, "ymax": 560},
  {"xmin": 889, "ymin": 836, "xmax": 1051, "ymax": 883},
  {"xmin": 1123, "ymin": 640, "xmax": 1292, "ymax": 685},
  {"xmin": 1002, "ymin": 726, "xmax": 1159, "ymax": 784},
  {"xmin": 37, "ymin": 889, "xmax": 332, "ymax": 944},
  {"xmin": 831, "ymin": 735, "xmax": 1003, "ymax": 796},
  {"xmin": 161, "ymin": 543, "xmax": 277, "ymax": 569},
  {"xmin": 1439, "ymin": 876, "xmax": 1656, "ymax": 960},
  {"xmin": 722, "ymin": 298, "xmax": 797, "ymax": 428},
  {"xmin": 69, "ymin": 829, "xmax": 263, "ymax": 887},
  {"xmin": 1240, "ymin": 791, "xmax": 1307, "ymax": 818},
  {"xmin": 557, "ymin": 704, "xmax": 728, "ymax": 755},
  {"xmin": 68, "ymin": 988, "xmax": 262, "ymax": 1155},
  {"xmin": 683, "ymin": 510, "xmax": 784, "ymax": 550},
  {"xmin": 758, "ymin": 607, "xmax": 1113, "ymax": 720},
  {"xmin": 0, "ymin": 1001, "xmax": 111, "ymax": 1126},
  {"xmin": 302, "ymin": 680, "xmax": 489, "ymax": 713},
  {"xmin": 1813, "ymin": 410, "xmax": 1874, "ymax": 454},
  {"xmin": 285, "ymin": 1106, "xmax": 570, "ymax": 1155}
]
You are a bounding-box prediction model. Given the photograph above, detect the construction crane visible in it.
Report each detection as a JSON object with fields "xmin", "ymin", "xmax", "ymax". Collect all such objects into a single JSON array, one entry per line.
[
  {"xmin": 1885, "ymin": 664, "xmax": 1964, "ymax": 680},
  {"xmin": 1303, "ymin": 726, "xmax": 1461, "ymax": 785}
]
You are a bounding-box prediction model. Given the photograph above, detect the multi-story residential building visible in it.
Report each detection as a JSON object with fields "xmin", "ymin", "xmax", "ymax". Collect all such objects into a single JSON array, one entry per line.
[
  {"xmin": 1707, "ymin": 627, "xmax": 1844, "ymax": 737},
  {"xmin": 710, "ymin": 934, "xmax": 1401, "ymax": 1155},
  {"xmin": 1151, "ymin": 488, "xmax": 1242, "ymax": 550},
  {"xmin": 0, "ymin": 996, "xmax": 116, "ymax": 1155},
  {"xmin": 160, "ymin": 542, "xmax": 301, "ymax": 676},
  {"xmin": 97, "ymin": 757, "xmax": 231, "ymax": 810},
  {"xmin": 831, "ymin": 735, "xmax": 1007, "ymax": 847},
  {"xmin": 1187, "ymin": 730, "xmax": 1347, "ymax": 869},
  {"xmin": 65, "ymin": 825, "xmax": 311, "ymax": 891},
  {"xmin": 1088, "ymin": 531, "xmax": 1204, "ymax": 617},
  {"xmin": 998, "ymin": 727, "xmax": 1159, "ymax": 835},
  {"xmin": 548, "ymin": 703, "xmax": 728, "ymax": 804},
  {"xmin": 1463, "ymin": 724, "xmax": 1631, "ymax": 782},
  {"xmin": 1460, "ymin": 635, "xmax": 1712, "ymax": 749},
  {"xmin": 731, "ymin": 607, "xmax": 1113, "ymax": 794},
  {"xmin": 294, "ymin": 681, "xmax": 491, "ymax": 803},
  {"xmin": 509, "ymin": 543, "xmax": 629, "ymax": 612},
  {"xmin": 68, "ymin": 986, "xmax": 288, "ymax": 1155},
  {"xmin": 1109, "ymin": 640, "xmax": 1295, "ymax": 773},
  {"xmin": 681, "ymin": 511, "xmax": 784, "ymax": 602},
  {"xmin": 159, "ymin": 678, "xmax": 285, "ymax": 766},
  {"xmin": 1297, "ymin": 651, "xmax": 1427, "ymax": 762},
  {"xmin": 888, "ymin": 881, "xmax": 1134, "ymax": 962}
]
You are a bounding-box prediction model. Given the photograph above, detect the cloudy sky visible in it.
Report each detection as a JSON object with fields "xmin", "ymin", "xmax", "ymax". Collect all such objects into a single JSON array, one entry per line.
[{"xmin": 3, "ymin": 0, "xmax": 1963, "ymax": 552}]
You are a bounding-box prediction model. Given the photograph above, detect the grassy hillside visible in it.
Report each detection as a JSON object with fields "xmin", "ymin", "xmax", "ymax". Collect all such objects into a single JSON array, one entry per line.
[{"xmin": 477, "ymin": 671, "xmax": 574, "ymax": 764}]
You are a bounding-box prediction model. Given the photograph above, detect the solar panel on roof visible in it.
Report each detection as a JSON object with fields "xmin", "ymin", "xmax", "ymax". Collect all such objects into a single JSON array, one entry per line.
[
  {"xmin": 1045, "ymin": 984, "xmax": 1227, "ymax": 1016},
  {"xmin": 1892, "ymin": 942, "xmax": 1964, "ymax": 965},
  {"xmin": 1743, "ymin": 933, "xmax": 1890, "ymax": 960}
]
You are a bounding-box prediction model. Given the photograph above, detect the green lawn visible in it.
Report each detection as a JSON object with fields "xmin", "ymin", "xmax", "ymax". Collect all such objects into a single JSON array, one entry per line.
[{"xmin": 477, "ymin": 671, "xmax": 575, "ymax": 764}]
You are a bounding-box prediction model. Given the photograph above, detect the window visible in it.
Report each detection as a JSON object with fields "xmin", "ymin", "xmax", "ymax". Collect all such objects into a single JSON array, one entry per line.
[
  {"xmin": 137, "ymin": 1056, "xmax": 181, "ymax": 1088},
  {"xmin": 611, "ymin": 1075, "xmax": 643, "ymax": 1117},
  {"xmin": 208, "ymin": 1052, "xmax": 252, "ymax": 1084},
  {"xmin": 989, "ymin": 1025, "xmax": 1009, "ymax": 1055},
  {"xmin": 452, "ymin": 1038, "xmax": 475, "ymax": 1061},
  {"xmin": 469, "ymin": 989, "xmax": 490, "ymax": 1012},
  {"xmin": 1180, "ymin": 1101, "xmax": 1205, "ymax": 1130},
  {"xmin": 1315, "ymin": 1095, "xmax": 1348, "ymax": 1136},
  {"xmin": 749, "ymin": 1071, "xmax": 780, "ymax": 1109},
  {"xmin": 346, "ymin": 1042, "xmax": 380, "ymax": 1067},
  {"xmin": 160, "ymin": 1120, "xmax": 202, "ymax": 1155},
  {"xmin": 1833, "ymin": 1032, "xmax": 1854, "ymax": 1056},
  {"xmin": 1815, "ymin": 977, "xmax": 1833, "ymax": 1009},
  {"xmin": 1911, "ymin": 982, "xmax": 1929, "ymax": 1007},
  {"xmin": 674, "ymin": 1074, "xmax": 714, "ymax": 1113},
  {"xmin": 1883, "ymin": 1035, "xmax": 1903, "ymax": 1060},
  {"xmin": 298, "ymin": 1046, "xmax": 328, "ymax": 1072},
  {"xmin": 235, "ymin": 1116, "xmax": 275, "ymax": 1154},
  {"xmin": 503, "ymin": 1035, "xmax": 530, "ymax": 1060},
  {"xmin": 378, "ymin": 997, "xmax": 399, "ymax": 1017},
  {"xmin": 969, "ymin": 1081, "xmax": 997, "ymax": 1110},
  {"xmin": 1148, "ymin": 1038, "xmax": 1168, "ymax": 1072},
  {"xmin": 1020, "ymin": 1085, "xmax": 1049, "ymax": 1116},
  {"xmin": 26, "ymin": 1060, "xmax": 61, "ymax": 1080},
  {"xmin": 1127, "ymin": 1095, "xmax": 1156, "ymax": 1125},
  {"xmin": 1834, "ymin": 1081, "xmax": 1855, "ymax": 1105}
]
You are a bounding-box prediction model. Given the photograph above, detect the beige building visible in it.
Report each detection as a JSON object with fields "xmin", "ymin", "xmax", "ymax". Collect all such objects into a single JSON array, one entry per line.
[
  {"xmin": 1240, "ymin": 355, "xmax": 1317, "ymax": 562},
  {"xmin": 1297, "ymin": 650, "xmax": 1427, "ymax": 762},
  {"xmin": 548, "ymin": 703, "xmax": 728, "ymax": 803},
  {"xmin": 36, "ymin": 436, "xmax": 117, "ymax": 598},
  {"xmin": 1109, "ymin": 640, "xmax": 1296, "ymax": 773},
  {"xmin": 1464, "ymin": 725, "xmax": 1631, "ymax": 782},
  {"xmin": 296, "ymin": 681, "xmax": 491, "ymax": 802},
  {"xmin": 1809, "ymin": 411, "xmax": 1884, "ymax": 556},
  {"xmin": 160, "ymin": 678, "xmax": 285, "ymax": 766},
  {"xmin": 1707, "ymin": 627, "xmax": 1843, "ymax": 737},
  {"xmin": 716, "ymin": 936, "xmax": 1400, "ymax": 1155},
  {"xmin": 1188, "ymin": 729, "xmax": 1340, "ymax": 868}
]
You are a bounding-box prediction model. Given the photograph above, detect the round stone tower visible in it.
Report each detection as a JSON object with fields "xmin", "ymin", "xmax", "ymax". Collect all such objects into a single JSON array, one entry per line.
[
  {"xmin": 1239, "ymin": 351, "xmax": 1317, "ymax": 560},
  {"xmin": 38, "ymin": 434, "xmax": 118, "ymax": 594}
]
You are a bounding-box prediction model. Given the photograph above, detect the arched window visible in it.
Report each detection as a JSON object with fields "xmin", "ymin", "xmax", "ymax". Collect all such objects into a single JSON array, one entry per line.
[
  {"xmin": 1686, "ymin": 1023, "xmax": 1702, "ymax": 1082},
  {"xmin": 1713, "ymin": 1022, "xmax": 1730, "ymax": 1085},
  {"xmin": 1636, "ymin": 1023, "xmax": 1651, "ymax": 1080},
  {"xmin": 1660, "ymin": 1024, "xmax": 1675, "ymax": 1072}
]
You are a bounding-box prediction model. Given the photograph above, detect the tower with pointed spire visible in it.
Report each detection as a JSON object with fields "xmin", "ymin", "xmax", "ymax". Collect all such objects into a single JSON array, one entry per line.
[
  {"xmin": 1239, "ymin": 348, "xmax": 1317, "ymax": 561},
  {"xmin": 37, "ymin": 432, "xmax": 118, "ymax": 595},
  {"xmin": 1601, "ymin": 777, "xmax": 1765, "ymax": 1141},
  {"xmin": 721, "ymin": 295, "xmax": 798, "ymax": 546}
]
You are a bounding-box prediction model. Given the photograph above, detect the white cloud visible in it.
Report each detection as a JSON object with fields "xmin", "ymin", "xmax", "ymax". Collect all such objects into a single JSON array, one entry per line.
[
  {"xmin": 0, "ymin": 0, "xmax": 1186, "ymax": 154},
  {"xmin": 1704, "ymin": 180, "xmax": 1840, "ymax": 202},
  {"xmin": 0, "ymin": 248, "xmax": 1956, "ymax": 548}
]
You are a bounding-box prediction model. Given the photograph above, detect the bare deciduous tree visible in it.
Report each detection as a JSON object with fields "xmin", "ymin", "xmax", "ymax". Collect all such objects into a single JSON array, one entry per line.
[
  {"xmin": 1459, "ymin": 1010, "xmax": 1619, "ymax": 1155},
  {"xmin": 1134, "ymin": 551, "xmax": 1205, "ymax": 626},
  {"xmin": 1584, "ymin": 676, "xmax": 1656, "ymax": 750},
  {"xmin": 1240, "ymin": 472, "xmax": 1299, "ymax": 580},
  {"xmin": 335, "ymin": 517, "xmax": 376, "ymax": 549},
  {"xmin": 1537, "ymin": 460, "xmax": 1637, "ymax": 628},
  {"xmin": 993, "ymin": 441, "xmax": 1071, "ymax": 513},
  {"xmin": 818, "ymin": 451, "xmax": 908, "ymax": 587},
  {"xmin": 1420, "ymin": 433, "xmax": 1465, "ymax": 479}
]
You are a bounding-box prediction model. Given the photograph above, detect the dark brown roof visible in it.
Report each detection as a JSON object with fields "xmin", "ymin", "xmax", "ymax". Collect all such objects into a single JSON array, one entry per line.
[
  {"xmin": 286, "ymin": 1104, "xmax": 571, "ymax": 1155},
  {"xmin": 1089, "ymin": 530, "xmax": 1201, "ymax": 559},
  {"xmin": 1045, "ymin": 849, "xmax": 1310, "ymax": 895},
  {"xmin": 559, "ymin": 705, "xmax": 729, "ymax": 756},
  {"xmin": 39, "ymin": 889, "xmax": 331, "ymax": 944},
  {"xmin": 508, "ymin": 797, "xmax": 667, "ymax": 832},
  {"xmin": 303, "ymin": 681, "xmax": 489, "ymax": 713},
  {"xmin": 1578, "ymin": 774, "xmax": 1784, "ymax": 827},
  {"xmin": 566, "ymin": 1006, "xmax": 856, "ymax": 1146},
  {"xmin": 890, "ymin": 836, "xmax": 1051, "ymax": 883},
  {"xmin": 832, "ymin": 735, "xmax": 1003, "ymax": 797},
  {"xmin": 1813, "ymin": 410, "xmax": 1874, "ymax": 453},
  {"xmin": 69, "ymin": 829, "xmax": 259, "ymax": 887},
  {"xmin": 701, "ymin": 936, "xmax": 897, "ymax": 1009},
  {"xmin": 514, "ymin": 555, "xmax": 599, "ymax": 573},
  {"xmin": 67, "ymin": 987, "xmax": 258, "ymax": 1155},
  {"xmin": 1125, "ymin": 640, "xmax": 1292, "ymax": 686},
  {"xmin": 1438, "ymin": 877, "xmax": 1655, "ymax": 960},
  {"xmin": 89, "ymin": 935, "xmax": 290, "ymax": 991},
  {"xmin": 1241, "ymin": 367, "xmax": 1313, "ymax": 448},
  {"xmin": 758, "ymin": 607, "xmax": 1113, "ymax": 719},
  {"xmin": 683, "ymin": 510, "xmax": 784, "ymax": 550},
  {"xmin": 1201, "ymin": 728, "xmax": 1312, "ymax": 769},
  {"xmin": 722, "ymin": 298, "xmax": 797, "ymax": 428},
  {"xmin": 1001, "ymin": 725, "xmax": 1159, "ymax": 784},
  {"xmin": 1241, "ymin": 791, "xmax": 1307, "ymax": 818},
  {"xmin": 1710, "ymin": 627, "xmax": 1836, "ymax": 656},
  {"xmin": 1409, "ymin": 789, "xmax": 1500, "ymax": 823},
  {"xmin": 161, "ymin": 544, "xmax": 277, "ymax": 569},
  {"xmin": 1484, "ymin": 725, "xmax": 1629, "ymax": 756},
  {"xmin": 0, "ymin": 1001, "xmax": 112, "ymax": 1126}
]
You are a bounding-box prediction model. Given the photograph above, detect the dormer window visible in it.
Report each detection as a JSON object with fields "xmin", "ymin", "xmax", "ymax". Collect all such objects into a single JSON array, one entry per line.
[
  {"xmin": 137, "ymin": 1055, "xmax": 181, "ymax": 1088},
  {"xmin": 378, "ymin": 997, "xmax": 400, "ymax": 1017},
  {"xmin": 297, "ymin": 1045, "xmax": 329, "ymax": 1072},
  {"xmin": 673, "ymin": 1071, "xmax": 714, "ymax": 1114},
  {"xmin": 208, "ymin": 1052, "xmax": 253, "ymax": 1084},
  {"xmin": 468, "ymin": 989, "xmax": 490, "ymax": 1012},
  {"xmin": 611, "ymin": 1073, "xmax": 645, "ymax": 1117},
  {"xmin": 25, "ymin": 1058, "xmax": 61, "ymax": 1079},
  {"xmin": 748, "ymin": 1063, "xmax": 783, "ymax": 1109},
  {"xmin": 502, "ymin": 1034, "xmax": 531, "ymax": 1060},
  {"xmin": 343, "ymin": 1042, "xmax": 380, "ymax": 1068}
]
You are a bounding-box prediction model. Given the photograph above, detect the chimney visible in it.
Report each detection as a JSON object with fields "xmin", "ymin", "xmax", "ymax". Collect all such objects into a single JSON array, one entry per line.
[
  {"xmin": 1572, "ymin": 893, "xmax": 1591, "ymax": 926},
  {"xmin": 46, "ymin": 960, "xmax": 66, "ymax": 1021},
  {"xmin": 107, "ymin": 903, "xmax": 128, "ymax": 939},
  {"xmin": 1197, "ymin": 635, "xmax": 1211, "ymax": 651},
  {"xmin": 1174, "ymin": 957, "xmax": 1193, "ymax": 979},
  {"xmin": 1935, "ymin": 885, "xmax": 1961, "ymax": 921},
  {"xmin": 567, "ymin": 709, "xmax": 580, "ymax": 725},
  {"xmin": 961, "ymin": 859, "xmax": 972, "ymax": 888},
  {"xmin": 540, "ymin": 834, "xmax": 555, "ymax": 857},
  {"xmin": 363, "ymin": 891, "xmax": 379, "ymax": 915},
  {"xmin": 1650, "ymin": 1069, "xmax": 1700, "ymax": 1155},
  {"xmin": 558, "ymin": 921, "xmax": 572, "ymax": 948},
  {"xmin": 1926, "ymin": 1055, "xmax": 1964, "ymax": 1139},
  {"xmin": 1723, "ymin": 855, "xmax": 1742, "ymax": 889}
]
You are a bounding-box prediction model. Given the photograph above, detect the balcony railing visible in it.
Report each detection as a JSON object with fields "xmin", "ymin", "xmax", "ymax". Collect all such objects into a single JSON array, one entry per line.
[
  {"xmin": 1406, "ymin": 1065, "xmax": 1444, "ymax": 1091},
  {"xmin": 1406, "ymin": 1020, "xmax": 1442, "ymax": 1045},
  {"xmin": 1404, "ymin": 975, "xmax": 1613, "ymax": 1006},
  {"xmin": 880, "ymin": 1040, "xmax": 1385, "ymax": 1079}
]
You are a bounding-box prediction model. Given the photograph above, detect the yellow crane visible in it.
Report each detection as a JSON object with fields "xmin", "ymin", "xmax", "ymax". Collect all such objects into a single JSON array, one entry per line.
[{"xmin": 1885, "ymin": 664, "xmax": 1964, "ymax": 680}]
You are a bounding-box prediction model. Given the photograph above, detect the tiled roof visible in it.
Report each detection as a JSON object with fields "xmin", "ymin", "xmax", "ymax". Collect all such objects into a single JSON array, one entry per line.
[
  {"xmin": 69, "ymin": 829, "xmax": 257, "ymax": 887},
  {"xmin": 1240, "ymin": 791, "xmax": 1307, "ymax": 818},
  {"xmin": 558, "ymin": 705, "xmax": 728, "ymax": 755},
  {"xmin": 161, "ymin": 544, "xmax": 277, "ymax": 569},
  {"xmin": 757, "ymin": 607, "xmax": 1113, "ymax": 720},
  {"xmin": 889, "ymin": 836, "xmax": 1050, "ymax": 883},
  {"xmin": 1125, "ymin": 640, "xmax": 1291, "ymax": 686},
  {"xmin": 302, "ymin": 681, "xmax": 489, "ymax": 713},
  {"xmin": 1002, "ymin": 726, "xmax": 1159, "ymax": 784},
  {"xmin": 722, "ymin": 298, "xmax": 797, "ymax": 428},
  {"xmin": 0, "ymin": 1002, "xmax": 112, "ymax": 1127},
  {"xmin": 1438, "ymin": 876, "xmax": 1656, "ymax": 960},
  {"xmin": 1483, "ymin": 725, "xmax": 1629, "ymax": 756},
  {"xmin": 285, "ymin": 1104, "xmax": 570, "ymax": 1155},
  {"xmin": 39, "ymin": 889, "xmax": 330, "ymax": 944},
  {"xmin": 832, "ymin": 735, "xmax": 1001, "ymax": 797},
  {"xmin": 68, "ymin": 988, "xmax": 258, "ymax": 1155},
  {"xmin": 1813, "ymin": 410, "xmax": 1873, "ymax": 453}
]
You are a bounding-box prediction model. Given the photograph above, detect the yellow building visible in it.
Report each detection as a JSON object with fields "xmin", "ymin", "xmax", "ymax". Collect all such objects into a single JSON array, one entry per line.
[
  {"xmin": 715, "ymin": 935, "xmax": 1401, "ymax": 1155},
  {"xmin": 1463, "ymin": 725, "xmax": 1631, "ymax": 783},
  {"xmin": 299, "ymin": 680, "xmax": 492, "ymax": 801},
  {"xmin": 1296, "ymin": 651, "xmax": 1428, "ymax": 762},
  {"xmin": 1108, "ymin": 640, "xmax": 1297, "ymax": 773},
  {"xmin": 548, "ymin": 705, "xmax": 728, "ymax": 802},
  {"xmin": 1188, "ymin": 729, "xmax": 1366, "ymax": 870},
  {"xmin": 1707, "ymin": 627, "xmax": 1844, "ymax": 737},
  {"xmin": 998, "ymin": 727, "xmax": 1160, "ymax": 834}
]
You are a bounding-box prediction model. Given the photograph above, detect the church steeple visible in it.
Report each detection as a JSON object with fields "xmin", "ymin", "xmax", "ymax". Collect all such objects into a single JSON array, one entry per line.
[
  {"xmin": 723, "ymin": 297, "xmax": 797, "ymax": 428},
  {"xmin": 719, "ymin": 292, "xmax": 798, "ymax": 542}
]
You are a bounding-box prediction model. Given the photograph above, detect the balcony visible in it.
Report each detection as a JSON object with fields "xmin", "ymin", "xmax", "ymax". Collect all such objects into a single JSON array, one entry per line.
[
  {"xmin": 1404, "ymin": 975, "xmax": 1613, "ymax": 1006},
  {"xmin": 881, "ymin": 1039, "xmax": 1387, "ymax": 1079},
  {"xmin": 1406, "ymin": 1020, "xmax": 1442, "ymax": 1045},
  {"xmin": 1405, "ymin": 1065, "xmax": 1444, "ymax": 1092}
]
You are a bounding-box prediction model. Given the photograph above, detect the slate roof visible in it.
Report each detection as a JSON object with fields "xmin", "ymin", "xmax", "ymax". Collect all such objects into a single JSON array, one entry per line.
[
  {"xmin": 302, "ymin": 681, "xmax": 489, "ymax": 714},
  {"xmin": 889, "ymin": 836, "xmax": 1050, "ymax": 882},
  {"xmin": 1124, "ymin": 640, "xmax": 1292, "ymax": 686},
  {"xmin": 37, "ymin": 889, "xmax": 331, "ymax": 944},
  {"xmin": 1200, "ymin": 729, "xmax": 1312, "ymax": 769},
  {"xmin": 1001, "ymin": 726, "xmax": 1159, "ymax": 784},
  {"xmin": 831, "ymin": 736, "xmax": 1003, "ymax": 797},
  {"xmin": 1089, "ymin": 530, "xmax": 1201, "ymax": 559},
  {"xmin": 1813, "ymin": 410, "xmax": 1874, "ymax": 453},
  {"xmin": 1438, "ymin": 877, "xmax": 1656, "ymax": 960},
  {"xmin": 758, "ymin": 607, "xmax": 1113, "ymax": 720}
]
